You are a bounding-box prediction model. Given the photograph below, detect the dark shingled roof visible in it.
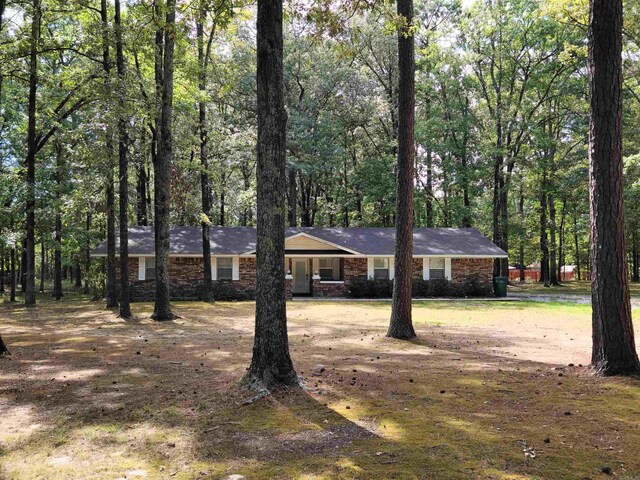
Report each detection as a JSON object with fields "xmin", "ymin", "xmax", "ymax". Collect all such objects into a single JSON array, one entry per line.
[{"xmin": 91, "ymin": 226, "xmax": 507, "ymax": 257}]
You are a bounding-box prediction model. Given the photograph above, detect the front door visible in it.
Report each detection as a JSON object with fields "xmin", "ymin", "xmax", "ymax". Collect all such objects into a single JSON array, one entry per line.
[{"xmin": 292, "ymin": 259, "xmax": 309, "ymax": 294}]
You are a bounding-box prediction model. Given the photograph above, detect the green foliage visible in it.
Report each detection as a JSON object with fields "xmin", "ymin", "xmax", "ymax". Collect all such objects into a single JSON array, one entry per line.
[{"xmin": 2, "ymin": 0, "xmax": 640, "ymax": 287}]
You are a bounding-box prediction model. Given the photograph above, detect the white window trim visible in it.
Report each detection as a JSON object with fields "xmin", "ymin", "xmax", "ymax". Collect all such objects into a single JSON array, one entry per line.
[
  {"xmin": 423, "ymin": 257, "xmax": 452, "ymax": 280},
  {"xmin": 368, "ymin": 257, "xmax": 393, "ymax": 280},
  {"xmin": 316, "ymin": 257, "xmax": 340, "ymax": 280},
  {"xmin": 211, "ymin": 257, "xmax": 239, "ymax": 281},
  {"xmin": 232, "ymin": 257, "xmax": 240, "ymax": 281},
  {"xmin": 138, "ymin": 257, "xmax": 146, "ymax": 281}
]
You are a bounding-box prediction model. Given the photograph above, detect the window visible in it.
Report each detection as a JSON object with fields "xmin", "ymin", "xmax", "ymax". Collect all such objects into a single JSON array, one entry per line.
[
  {"xmin": 217, "ymin": 258, "xmax": 233, "ymax": 280},
  {"xmin": 319, "ymin": 258, "xmax": 339, "ymax": 280},
  {"xmin": 429, "ymin": 258, "xmax": 445, "ymax": 279},
  {"xmin": 374, "ymin": 258, "xmax": 389, "ymax": 280},
  {"xmin": 145, "ymin": 257, "xmax": 156, "ymax": 280}
]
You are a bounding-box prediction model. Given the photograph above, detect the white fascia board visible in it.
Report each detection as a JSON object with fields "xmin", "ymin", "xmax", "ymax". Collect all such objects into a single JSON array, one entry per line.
[
  {"xmin": 241, "ymin": 232, "xmax": 363, "ymax": 256},
  {"xmin": 92, "ymin": 252, "xmax": 507, "ymax": 259},
  {"xmin": 285, "ymin": 232, "xmax": 362, "ymax": 255},
  {"xmin": 411, "ymin": 254, "xmax": 508, "ymax": 259}
]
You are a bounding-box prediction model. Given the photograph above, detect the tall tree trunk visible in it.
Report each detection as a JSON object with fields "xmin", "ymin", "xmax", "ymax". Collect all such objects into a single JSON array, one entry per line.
[
  {"xmin": 588, "ymin": 0, "xmax": 640, "ymax": 375},
  {"xmin": 388, "ymin": 0, "xmax": 416, "ymax": 340},
  {"xmin": 115, "ymin": 0, "xmax": 131, "ymax": 319},
  {"xmin": 539, "ymin": 173, "xmax": 550, "ymax": 288},
  {"xmin": 0, "ymin": 334, "xmax": 8, "ymax": 356},
  {"xmin": 519, "ymin": 190, "xmax": 525, "ymax": 283},
  {"xmin": 84, "ymin": 212, "xmax": 91, "ymax": 293},
  {"xmin": 342, "ymin": 151, "xmax": 349, "ymax": 227},
  {"xmin": 242, "ymin": 167, "xmax": 253, "ymax": 226},
  {"xmin": 557, "ymin": 200, "xmax": 566, "ymax": 281},
  {"xmin": 461, "ymin": 96, "xmax": 472, "ymax": 228},
  {"xmin": 425, "ymin": 148, "xmax": 433, "ymax": 228},
  {"xmin": 152, "ymin": 0, "xmax": 175, "ymax": 321},
  {"xmin": 20, "ymin": 240, "xmax": 26, "ymax": 292},
  {"xmin": 247, "ymin": 0, "xmax": 298, "ymax": 390},
  {"xmin": 549, "ymin": 192, "xmax": 559, "ymax": 285},
  {"xmin": 102, "ymin": 0, "xmax": 117, "ymax": 308},
  {"xmin": 288, "ymin": 168, "xmax": 297, "ymax": 227},
  {"xmin": 24, "ymin": 0, "xmax": 40, "ymax": 307},
  {"xmin": 219, "ymin": 172, "xmax": 226, "ymax": 226},
  {"xmin": 573, "ymin": 211, "xmax": 581, "ymax": 281},
  {"xmin": 53, "ymin": 142, "xmax": 63, "ymax": 300},
  {"xmin": 632, "ymin": 230, "xmax": 639, "ymax": 283},
  {"xmin": 9, "ymin": 245, "xmax": 16, "ymax": 302},
  {"xmin": 498, "ymin": 183, "xmax": 510, "ymax": 277},
  {"xmin": 74, "ymin": 260, "xmax": 82, "ymax": 288},
  {"xmin": 492, "ymin": 155, "xmax": 503, "ymax": 277},
  {"xmin": 197, "ymin": 5, "xmax": 213, "ymax": 301},
  {"xmin": 0, "ymin": 251, "xmax": 4, "ymax": 292},
  {"xmin": 136, "ymin": 157, "xmax": 148, "ymax": 226},
  {"xmin": 39, "ymin": 238, "xmax": 45, "ymax": 292}
]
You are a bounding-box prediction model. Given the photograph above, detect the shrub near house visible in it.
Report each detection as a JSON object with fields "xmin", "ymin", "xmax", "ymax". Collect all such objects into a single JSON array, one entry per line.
[{"xmin": 91, "ymin": 226, "xmax": 507, "ymax": 300}]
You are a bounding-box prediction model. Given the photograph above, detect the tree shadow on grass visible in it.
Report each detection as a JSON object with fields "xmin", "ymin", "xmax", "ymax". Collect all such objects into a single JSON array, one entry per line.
[{"xmin": 1, "ymin": 298, "xmax": 640, "ymax": 479}]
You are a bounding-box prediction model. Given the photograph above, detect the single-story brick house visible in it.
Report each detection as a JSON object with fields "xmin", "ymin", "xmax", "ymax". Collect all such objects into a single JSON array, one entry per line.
[{"xmin": 91, "ymin": 226, "xmax": 507, "ymax": 300}]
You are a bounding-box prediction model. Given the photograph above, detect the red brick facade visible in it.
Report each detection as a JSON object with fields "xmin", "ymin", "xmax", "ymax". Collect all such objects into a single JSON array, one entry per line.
[
  {"xmin": 115, "ymin": 255, "xmax": 495, "ymax": 301},
  {"xmin": 450, "ymin": 258, "xmax": 493, "ymax": 285}
]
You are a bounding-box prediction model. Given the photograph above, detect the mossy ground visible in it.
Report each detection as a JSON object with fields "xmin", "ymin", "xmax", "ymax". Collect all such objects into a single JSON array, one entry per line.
[
  {"xmin": 1, "ymin": 290, "xmax": 640, "ymax": 479},
  {"xmin": 508, "ymin": 279, "xmax": 640, "ymax": 297}
]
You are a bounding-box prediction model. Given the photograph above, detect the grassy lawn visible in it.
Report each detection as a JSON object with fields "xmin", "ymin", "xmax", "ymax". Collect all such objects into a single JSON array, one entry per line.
[
  {"xmin": 2, "ymin": 293, "xmax": 640, "ymax": 479},
  {"xmin": 508, "ymin": 279, "xmax": 640, "ymax": 297}
]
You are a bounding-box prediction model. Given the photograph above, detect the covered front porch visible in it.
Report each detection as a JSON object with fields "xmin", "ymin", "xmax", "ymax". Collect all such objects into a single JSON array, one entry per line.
[{"xmin": 285, "ymin": 256, "xmax": 346, "ymax": 297}]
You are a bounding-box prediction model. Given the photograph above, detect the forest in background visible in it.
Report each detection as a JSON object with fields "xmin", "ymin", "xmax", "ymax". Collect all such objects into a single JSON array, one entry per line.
[{"xmin": 1, "ymin": 0, "xmax": 640, "ymax": 297}]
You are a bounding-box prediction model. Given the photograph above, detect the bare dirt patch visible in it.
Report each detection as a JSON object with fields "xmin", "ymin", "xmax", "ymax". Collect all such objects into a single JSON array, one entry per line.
[{"xmin": 1, "ymin": 295, "xmax": 640, "ymax": 479}]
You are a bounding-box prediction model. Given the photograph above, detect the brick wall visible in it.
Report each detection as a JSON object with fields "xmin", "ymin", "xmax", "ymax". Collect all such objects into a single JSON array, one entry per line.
[
  {"xmin": 114, "ymin": 257, "xmax": 139, "ymax": 284},
  {"xmin": 114, "ymin": 255, "xmax": 494, "ymax": 300},
  {"xmin": 312, "ymin": 279, "xmax": 348, "ymax": 297},
  {"xmin": 451, "ymin": 258, "xmax": 493, "ymax": 286},
  {"xmin": 116, "ymin": 256, "xmax": 257, "ymax": 301},
  {"xmin": 343, "ymin": 258, "xmax": 367, "ymax": 280},
  {"xmin": 411, "ymin": 257, "xmax": 423, "ymax": 278}
]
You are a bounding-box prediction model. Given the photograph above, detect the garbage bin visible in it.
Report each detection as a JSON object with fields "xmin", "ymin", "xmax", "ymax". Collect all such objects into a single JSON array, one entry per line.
[{"xmin": 493, "ymin": 276, "xmax": 508, "ymax": 297}]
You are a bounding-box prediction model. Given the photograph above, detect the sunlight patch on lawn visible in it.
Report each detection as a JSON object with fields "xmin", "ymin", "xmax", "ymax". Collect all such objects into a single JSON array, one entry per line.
[
  {"xmin": 481, "ymin": 469, "xmax": 535, "ymax": 480},
  {"xmin": 2, "ymin": 422, "xmax": 205, "ymax": 480},
  {"xmin": 441, "ymin": 416, "xmax": 500, "ymax": 442},
  {"xmin": 376, "ymin": 418, "xmax": 404, "ymax": 441},
  {"xmin": 335, "ymin": 457, "xmax": 364, "ymax": 473}
]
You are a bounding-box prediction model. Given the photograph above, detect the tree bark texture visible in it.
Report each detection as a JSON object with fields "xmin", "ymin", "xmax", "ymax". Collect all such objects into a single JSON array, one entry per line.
[
  {"xmin": 247, "ymin": 0, "xmax": 298, "ymax": 390},
  {"xmin": 24, "ymin": 0, "xmax": 40, "ymax": 307},
  {"xmin": 632, "ymin": 231, "xmax": 639, "ymax": 283},
  {"xmin": 136, "ymin": 162, "xmax": 148, "ymax": 226},
  {"xmin": 539, "ymin": 176, "xmax": 550, "ymax": 288},
  {"xmin": 425, "ymin": 148, "xmax": 433, "ymax": 228},
  {"xmin": 152, "ymin": 0, "xmax": 175, "ymax": 320},
  {"xmin": 0, "ymin": 252, "xmax": 4, "ymax": 292},
  {"xmin": 0, "ymin": 334, "xmax": 9, "ymax": 356},
  {"xmin": 548, "ymin": 192, "xmax": 559, "ymax": 285},
  {"xmin": 9, "ymin": 246, "xmax": 16, "ymax": 302},
  {"xmin": 388, "ymin": 0, "xmax": 416, "ymax": 340},
  {"xmin": 53, "ymin": 142, "xmax": 63, "ymax": 300},
  {"xmin": 84, "ymin": 212, "xmax": 91, "ymax": 293},
  {"xmin": 102, "ymin": 0, "xmax": 117, "ymax": 309},
  {"xmin": 115, "ymin": 0, "xmax": 131, "ymax": 319},
  {"xmin": 39, "ymin": 238, "xmax": 45, "ymax": 292},
  {"xmin": 197, "ymin": 5, "xmax": 213, "ymax": 301},
  {"xmin": 588, "ymin": 0, "xmax": 640, "ymax": 375}
]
